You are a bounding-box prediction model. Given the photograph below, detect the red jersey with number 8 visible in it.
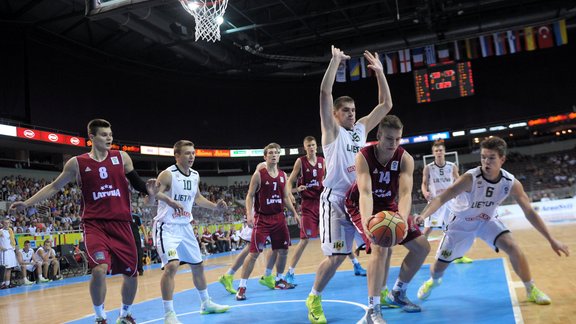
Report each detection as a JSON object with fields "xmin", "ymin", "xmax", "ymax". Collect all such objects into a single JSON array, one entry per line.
[{"xmin": 77, "ymin": 150, "xmax": 132, "ymax": 222}]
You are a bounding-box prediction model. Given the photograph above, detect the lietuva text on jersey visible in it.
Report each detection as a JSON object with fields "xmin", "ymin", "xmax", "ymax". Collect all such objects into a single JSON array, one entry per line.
[
  {"xmin": 173, "ymin": 194, "xmax": 193, "ymax": 202},
  {"xmin": 470, "ymin": 201, "xmax": 495, "ymax": 208},
  {"xmin": 433, "ymin": 177, "xmax": 452, "ymax": 184},
  {"xmin": 306, "ymin": 179, "xmax": 321, "ymax": 188},
  {"xmin": 346, "ymin": 144, "xmax": 361, "ymax": 153}
]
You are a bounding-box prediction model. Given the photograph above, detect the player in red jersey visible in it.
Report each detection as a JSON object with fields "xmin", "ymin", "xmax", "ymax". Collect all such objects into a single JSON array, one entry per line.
[
  {"xmin": 235, "ymin": 143, "xmax": 301, "ymax": 301},
  {"xmin": 284, "ymin": 136, "xmax": 324, "ymax": 284},
  {"xmin": 10, "ymin": 119, "xmax": 156, "ymax": 324},
  {"xmin": 345, "ymin": 115, "xmax": 430, "ymax": 323}
]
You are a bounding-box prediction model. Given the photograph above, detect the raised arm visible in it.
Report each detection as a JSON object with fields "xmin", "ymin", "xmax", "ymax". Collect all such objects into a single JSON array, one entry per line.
[
  {"xmin": 320, "ymin": 45, "xmax": 350, "ymax": 145},
  {"xmin": 511, "ymin": 180, "xmax": 569, "ymax": 256},
  {"xmin": 421, "ymin": 165, "xmax": 431, "ymax": 201},
  {"xmin": 416, "ymin": 173, "xmax": 473, "ymax": 223},
  {"xmin": 245, "ymin": 171, "xmax": 261, "ymax": 227},
  {"xmin": 356, "ymin": 153, "xmax": 374, "ymax": 238},
  {"xmin": 397, "ymin": 153, "xmax": 415, "ymax": 221},
  {"xmin": 10, "ymin": 158, "xmax": 78, "ymax": 211},
  {"xmin": 357, "ymin": 51, "xmax": 393, "ymax": 133}
]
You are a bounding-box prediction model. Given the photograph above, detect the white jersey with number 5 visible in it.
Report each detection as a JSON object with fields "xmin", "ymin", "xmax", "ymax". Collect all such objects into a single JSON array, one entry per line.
[
  {"xmin": 323, "ymin": 123, "xmax": 366, "ymax": 195},
  {"xmin": 449, "ymin": 166, "xmax": 515, "ymax": 221},
  {"xmin": 427, "ymin": 161, "xmax": 457, "ymax": 198},
  {"xmin": 154, "ymin": 165, "xmax": 199, "ymax": 225}
]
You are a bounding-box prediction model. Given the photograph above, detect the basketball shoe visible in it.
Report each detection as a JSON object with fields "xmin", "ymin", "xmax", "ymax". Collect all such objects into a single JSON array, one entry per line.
[
  {"xmin": 259, "ymin": 274, "xmax": 276, "ymax": 289},
  {"xmin": 115, "ymin": 314, "xmax": 136, "ymax": 324},
  {"xmin": 357, "ymin": 307, "xmax": 385, "ymax": 324},
  {"xmin": 200, "ymin": 298, "xmax": 230, "ymax": 314},
  {"xmin": 275, "ymin": 278, "xmax": 295, "ymax": 289},
  {"xmin": 164, "ymin": 311, "xmax": 182, "ymax": 324},
  {"xmin": 380, "ymin": 288, "xmax": 397, "ymax": 308},
  {"xmin": 306, "ymin": 294, "xmax": 327, "ymax": 324},
  {"xmin": 527, "ymin": 286, "xmax": 551, "ymax": 305},
  {"xmin": 385, "ymin": 289, "xmax": 421, "ymax": 312},
  {"xmin": 285, "ymin": 272, "xmax": 296, "ymax": 285},
  {"xmin": 453, "ymin": 256, "xmax": 474, "ymax": 264},
  {"xmin": 354, "ymin": 263, "xmax": 367, "ymax": 276},
  {"xmin": 95, "ymin": 318, "xmax": 107, "ymax": 324},
  {"xmin": 218, "ymin": 274, "xmax": 237, "ymax": 294},
  {"xmin": 417, "ymin": 278, "xmax": 442, "ymax": 300},
  {"xmin": 236, "ymin": 287, "xmax": 247, "ymax": 301}
]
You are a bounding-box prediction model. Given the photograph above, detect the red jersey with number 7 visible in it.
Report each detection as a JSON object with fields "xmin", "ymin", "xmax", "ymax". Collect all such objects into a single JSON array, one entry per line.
[
  {"xmin": 254, "ymin": 168, "xmax": 287, "ymax": 216},
  {"xmin": 76, "ymin": 150, "xmax": 132, "ymax": 222}
]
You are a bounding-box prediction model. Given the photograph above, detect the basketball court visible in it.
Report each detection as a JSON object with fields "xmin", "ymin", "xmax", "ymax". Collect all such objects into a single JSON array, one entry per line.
[{"xmin": 2, "ymin": 223, "xmax": 574, "ymax": 324}]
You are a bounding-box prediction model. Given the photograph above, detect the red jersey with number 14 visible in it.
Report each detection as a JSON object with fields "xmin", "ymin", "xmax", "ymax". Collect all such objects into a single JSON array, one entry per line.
[
  {"xmin": 76, "ymin": 150, "xmax": 132, "ymax": 222},
  {"xmin": 254, "ymin": 168, "xmax": 287, "ymax": 215},
  {"xmin": 346, "ymin": 145, "xmax": 405, "ymax": 213},
  {"xmin": 297, "ymin": 156, "xmax": 324, "ymax": 200}
]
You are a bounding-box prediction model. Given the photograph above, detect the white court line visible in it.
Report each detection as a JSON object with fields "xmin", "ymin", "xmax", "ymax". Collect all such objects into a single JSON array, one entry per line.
[
  {"xmin": 138, "ymin": 299, "xmax": 368, "ymax": 324},
  {"xmin": 502, "ymin": 258, "xmax": 524, "ymax": 324}
]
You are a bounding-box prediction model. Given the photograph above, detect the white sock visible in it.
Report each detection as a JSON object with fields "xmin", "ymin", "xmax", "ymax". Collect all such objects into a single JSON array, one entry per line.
[
  {"xmin": 197, "ymin": 289, "xmax": 209, "ymax": 302},
  {"xmin": 310, "ymin": 288, "xmax": 320, "ymax": 296},
  {"xmin": 93, "ymin": 304, "xmax": 106, "ymax": 319},
  {"xmin": 368, "ymin": 296, "xmax": 381, "ymax": 309},
  {"xmin": 264, "ymin": 268, "xmax": 273, "ymax": 276},
  {"xmin": 523, "ymin": 280, "xmax": 535, "ymax": 294},
  {"xmin": 276, "ymin": 273, "xmax": 284, "ymax": 281},
  {"xmin": 351, "ymin": 257, "xmax": 360, "ymax": 265},
  {"xmin": 392, "ymin": 279, "xmax": 409, "ymax": 292},
  {"xmin": 288, "ymin": 267, "xmax": 295, "ymax": 275},
  {"xmin": 163, "ymin": 300, "xmax": 174, "ymax": 313},
  {"xmin": 226, "ymin": 268, "xmax": 236, "ymax": 275},
  {"xmin": 120, "ymin": 303, "xmax": 131, "ymax": 317},
  {"xmin": 239, "ymin": 279, "xmax": 247, "ymax": 287}
]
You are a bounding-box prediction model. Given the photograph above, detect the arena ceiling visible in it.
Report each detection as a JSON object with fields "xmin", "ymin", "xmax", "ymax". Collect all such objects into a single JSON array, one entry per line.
[{"xmin": 2, "ymin": 0, "xmax": 575, "ymax": 77}]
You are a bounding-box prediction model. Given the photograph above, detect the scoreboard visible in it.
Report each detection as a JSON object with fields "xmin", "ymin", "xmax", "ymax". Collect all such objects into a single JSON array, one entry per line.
[{"xmin": 414, "ymin": 61, "xmax": 474, "ymax": 103}]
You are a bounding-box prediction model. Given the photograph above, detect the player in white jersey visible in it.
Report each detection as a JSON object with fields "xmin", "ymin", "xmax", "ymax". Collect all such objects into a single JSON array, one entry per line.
[
  {"xmin": 421, "ymin": 140, "xmax": 459, "ymax": 234},
  {"xmin": 154, "ymin": 140, "xmax": 229, "ymax": 324},
  {"xmin": 306, "ymin": 45, "xmax": 393, "ymax": 324},
  {"xmin": 415, "ymin": 137, "xmax": 569, "ymax": 306},
  {"xmin": 15, "ymin": 240, "xmax": 47, "ymax": 284}
]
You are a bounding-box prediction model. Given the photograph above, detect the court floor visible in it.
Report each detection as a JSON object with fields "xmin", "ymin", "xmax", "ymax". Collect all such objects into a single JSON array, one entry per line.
[
  {"xmin": 1, "ymin": 223, "xmax": 574, "ymax": 324},
  {"xmin": 65, "ymin": 258, "xmax": 518, "ymax": 324}
]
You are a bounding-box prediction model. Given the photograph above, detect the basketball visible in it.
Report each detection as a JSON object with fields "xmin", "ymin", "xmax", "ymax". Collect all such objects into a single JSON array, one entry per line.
[{"xmin": 367, "ymin": 211, "xmax": 407, "ymax": 247}]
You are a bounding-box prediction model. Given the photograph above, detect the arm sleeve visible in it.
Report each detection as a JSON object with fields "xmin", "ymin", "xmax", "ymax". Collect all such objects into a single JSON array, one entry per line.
[{"xmin": 126, "ymin": 170, "xmax": 149, "ymax": 194}]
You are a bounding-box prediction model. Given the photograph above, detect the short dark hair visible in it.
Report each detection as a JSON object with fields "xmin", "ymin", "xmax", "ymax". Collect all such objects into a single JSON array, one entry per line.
[
  {"xmin": 303, "ymin": 136, "xmax": 316, "ymax": 143},
  {"xmin": 264, "ymin": 143, "xmax": 281, "ymax": 155},
  {"xmin": 87, "ymin": 119, "xmax": 111, "ymax": 136},
  {"xmin": 333, "ymin": 96, "xmax": 355, "ymax": 111},
  {"xmin": 173, "ymin": 140, "xmax": 194, "ymax": 155},
  {"xmin": 378, "ymin": 115, "xmax": 403, "ymax": 131},
  {"xmin": 432, "ymin": 139, "xmax": 445, "ymax": 150},
  {"xmin": 24, "ymin": 240, "xmax": 30, "ymax": 244},
  {"xmin": 480, "ymin": 136, "xmax": 507, "ymax": 157}
]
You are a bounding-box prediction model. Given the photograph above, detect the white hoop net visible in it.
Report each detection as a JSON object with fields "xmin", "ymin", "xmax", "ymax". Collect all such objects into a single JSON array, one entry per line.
[{"xmin": 179, "ymin": 0, "xmax": 229, "ymax": 42}]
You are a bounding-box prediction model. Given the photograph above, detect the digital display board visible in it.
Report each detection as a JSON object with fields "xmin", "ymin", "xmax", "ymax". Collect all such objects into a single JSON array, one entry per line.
[{"xmin": 414, "ymin": 61, "xmax": 474, "ymax": 103}]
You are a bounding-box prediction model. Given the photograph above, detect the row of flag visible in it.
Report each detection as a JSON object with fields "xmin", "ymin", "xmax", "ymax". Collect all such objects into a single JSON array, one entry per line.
[{"xmin": 337, "ymin": 19, "xmax": 568, "ymax": 82}]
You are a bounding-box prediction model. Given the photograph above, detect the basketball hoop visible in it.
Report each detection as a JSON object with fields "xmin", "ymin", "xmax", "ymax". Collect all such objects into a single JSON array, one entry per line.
[{"xmin": 179, "ymin": 0, "xmax": 229, "ymax": 42}]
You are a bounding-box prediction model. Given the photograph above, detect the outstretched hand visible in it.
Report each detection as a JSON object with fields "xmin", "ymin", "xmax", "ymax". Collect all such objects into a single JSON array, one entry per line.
[
  {"xmin": 550, "ymin": 238, "xmax": 570, "ymax": 257},
  {"xmin": 331, "ymin": 45, "xmax": 351, "ymax": 63},
  {"xmin": 364, "ymin": 50, "xmax": 383, "ymax": 74},
  {"xmin": 216, "ymin": 199, "xmax": 228, "ymax": 211},
  {"xmin": 9, "ymin": 201, "xmax": 27, "ymax": 213},
  {"xmin": 146, "ymin": 179, "xmax": 158, "ymax": 196}
]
